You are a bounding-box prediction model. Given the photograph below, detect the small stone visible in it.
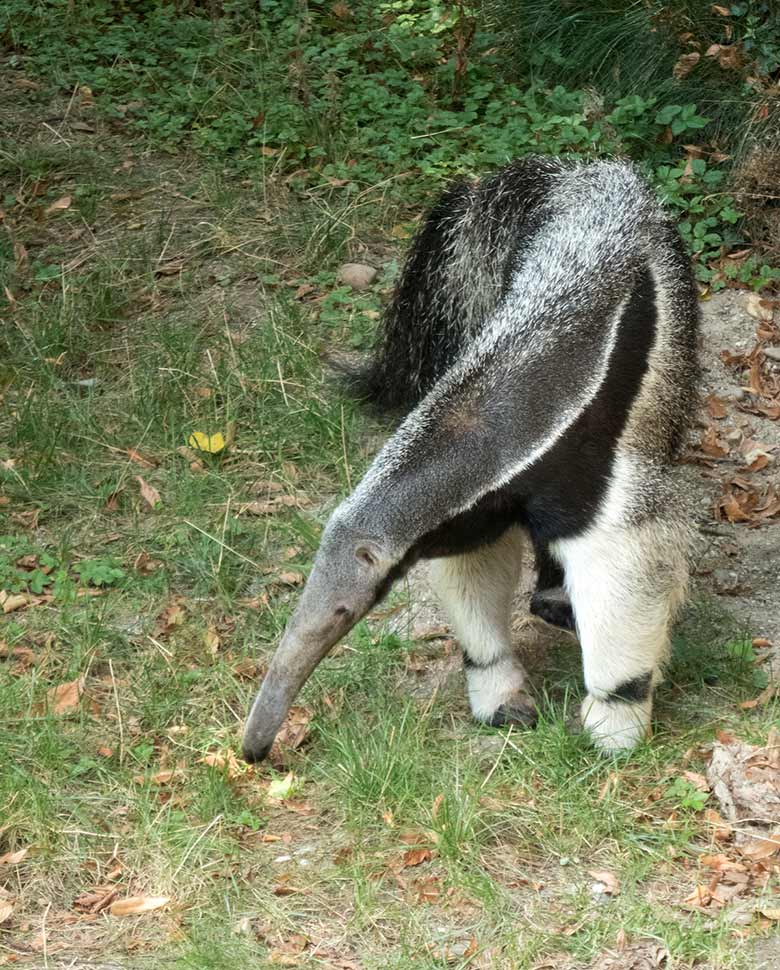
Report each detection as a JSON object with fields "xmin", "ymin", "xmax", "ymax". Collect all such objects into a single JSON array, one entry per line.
[
  {"xmin": 763, "ymin": 346, "xmax": 780, "ymax": 362},
  {"xmin": 337, "ymin": 263, "xmax": 378, "ymax": 290},
  {"xmin": 723, "ymin": 385, "xmax": 746, "ymax": 401}
]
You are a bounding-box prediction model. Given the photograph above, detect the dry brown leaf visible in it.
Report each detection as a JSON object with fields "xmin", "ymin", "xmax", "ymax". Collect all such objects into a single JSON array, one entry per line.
[
  {"xmin": 133, "ymin": 769, "xmax": 183, "ymax": 786},
  {"xmin": 127, "ymin": 448, "xmax": 157, "ymax": 468},
  {"xmin": 673, "ymin": 51, "xmax": 700, "ymax": 79},
  {"xmin": 704, "ymin": 393, "xmax": 728, "ymax": 419},
  {"xmin": 200, "ymin": 749, "xmax": 243, "ymax": 781},
  {"xmin": 0, "ymin": 848, "xmax": 28, "ymax": 866},
  {"xmin": 276, "ymin": 570, "xmax": 304, "ymax": 587},
  {"xmin": 135, "ymin": 475, "xmax": 161, "ymax": 510},
  {"xmin": 401, "ymin": 847, "xmax": 432, "ymax": 869},
  {"xmin": 739, "ymin": 834, "xmax": 780, "ymax": 859},
  {"xmin": 747, "ymin": 293, "xmax": 774, "ymax": 322},
  {"xmin": 155, "ymin": 259, "xmax": 185, "ymax": 277},
  {"xmin": 110, "ymin": 894, "xmax": 170, "ymax": 916},
  {"xmin": 154, "ymin": 601, "xmax": 186, "ymax": 636},
  {"xmin": 739, "ymin": 684, "xmax": 778, "ymax": 710},
  {"xmin": 74, "ymin": 887, "xmax": 118, "ymax": 913},
  {"xmin": 0, "ymin": 591, "xmax": 29, "ymax": 614},
  {"xmin": 204, "ymin": 625, "xmax": 220, "ymax": 655},
  {"xmin": 239, "ymin": 495, "xmax": 307, "ymax": 516},
  {"xmin": 274, "ymin": 706, "xmax": 314, "ymax": 751},
  {"xmin": 759, "ymin": 907, "xmax": 780, "ymax": 921},
  {"xmin": 589, "ymin": 869, "xmax": 620, "ymax": 896},
  {"xmin": 683, "ymin": 770, "xmax": 710, "ymax": 792},
  {"xmin": 47, "ymin": 676, "xmax": 85, "ymax": 714},
  {"xmin": 45, "ymin": 195, "xmax": 72, "ymax": 215},
  {"xmin": 704, "ymin": 808, "xmax": 733, "ymax": 842},
  {"xmin": 700, "ymin": 426, "xmax": 729, "ymax": 458},
  {"xmin": 0, "ymin": 900, "xmax": 12, "ymax": 923}
]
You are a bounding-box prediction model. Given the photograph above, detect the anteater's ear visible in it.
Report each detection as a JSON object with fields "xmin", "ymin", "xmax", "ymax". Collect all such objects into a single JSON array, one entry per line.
[{"xmin": 354, "ymin": 540, "xmax": 385, "ymax": 568}]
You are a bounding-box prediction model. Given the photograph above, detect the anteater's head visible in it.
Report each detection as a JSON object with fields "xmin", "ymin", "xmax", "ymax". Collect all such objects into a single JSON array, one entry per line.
[{"xmin": 241, "ymin": 512, "xmax": 403, "ymax": 763}]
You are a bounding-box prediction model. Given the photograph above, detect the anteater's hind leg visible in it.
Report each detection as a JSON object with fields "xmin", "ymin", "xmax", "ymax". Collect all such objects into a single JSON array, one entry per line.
[
  {"xmin": 554, "ymin": 514, "xmax": 687, "ymax": 753},
  {"xmin": 428, "ymin": 527, "xmax": 537, "ymax": 728},
  {"xmin": 529, "ymin": 542, "xmax": 576, "ymax": 632}
]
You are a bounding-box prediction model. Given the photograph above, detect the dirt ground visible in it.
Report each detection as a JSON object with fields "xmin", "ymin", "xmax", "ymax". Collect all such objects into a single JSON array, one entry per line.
[{"xmin": 684, "ymin": 289, "xmax": 780, "ymax": 659}]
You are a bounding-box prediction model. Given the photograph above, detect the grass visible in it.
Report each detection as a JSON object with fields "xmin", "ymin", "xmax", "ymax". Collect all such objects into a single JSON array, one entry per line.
[{"xmin": 1, "ymin": 52, "xmax": 779, "ymax": 970}]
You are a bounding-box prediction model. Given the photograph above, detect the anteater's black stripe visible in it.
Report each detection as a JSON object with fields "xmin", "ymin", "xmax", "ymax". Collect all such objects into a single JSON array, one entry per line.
[{"xmin": 605, "ymin": 671, "xmax": 653, "ymax": 704}]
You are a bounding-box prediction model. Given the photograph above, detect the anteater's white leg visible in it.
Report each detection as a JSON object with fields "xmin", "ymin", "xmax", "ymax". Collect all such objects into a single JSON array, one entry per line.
[
  {"xmin": 428, "ymin": 527, "xmax": 536, "ymax": 727},
  {"xmin": 554, "ymin": 516, "xmax": 687, "ymax": 753}
]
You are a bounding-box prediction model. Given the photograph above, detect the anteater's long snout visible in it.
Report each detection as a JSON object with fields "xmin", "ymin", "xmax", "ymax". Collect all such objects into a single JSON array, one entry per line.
[
  {"xmin": 240, "ymin": 556, "xmax": 366, "ymax": 763},
  {"xmin": 241, "ymin": 616, "xmax": 338, "ymax": 764}
]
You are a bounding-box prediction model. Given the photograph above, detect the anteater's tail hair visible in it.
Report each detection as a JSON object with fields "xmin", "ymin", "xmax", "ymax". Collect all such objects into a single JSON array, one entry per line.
[{"xmin": 342, "ymin": 156, "xmax": 565, "ymax": 415}]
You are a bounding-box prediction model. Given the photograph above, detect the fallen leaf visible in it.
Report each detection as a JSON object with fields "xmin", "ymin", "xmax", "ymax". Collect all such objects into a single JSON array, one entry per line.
[
  {"xmin": 739, "ymin": 834, "xmax": 780, "ymax": 860},
  {"xmin": 47, "ymin": 676, "xmax": 85, "ymax": 714},
  {"xmin": 200, "ymin": 749, "xmax": 243, "ymax": 781},
  {"xmin": 135, "ymin": 475, "xmax": 161, "ymax": 510},
  {"xmin": 274, "ymin": 706, "xmax": 314, "ymax": 751},
  {"xmin": 73, "ymin": 887, "xmax": 118, "ymax": 913},
  {"xmin": 188, "ymin": 431, "xmax": 226, "ymax": 454},
  {"xmin": 127, "ymin": 448, "xmax": 156, "ymax": 468},
  {"xmin": 401, "ymin": 847, "xmax": 432, "ymax": 869},
  {"xmin": 704, "ymin": 393, "xmax": 728, "ymax": 419},
  {"xmin": 132, "ymin": 769, "xmax": 183, "ymax": 786},
  {"xmin": 276, "ymin": 570, "xmax": 304, "ymax": 587},
  {"xmin": 204, "ymin": 625, "xmax": 220, "ymax": 655},
  {"xmin": 0, "ymin": 900, "xmax": 12, "ymax": 923},
  {"xmin": 747, "ymin": 293, "xmax": 774, "ymax": 322},
  {"xmin": 0, "ymin": 591, "xmax": 28, "ymax": 614},
  {"xmin": 45, "ymin": 195, "xmax": 72, "ymax": 215},
  {"xmin": 154, "ymin": 601, "xmax": 185, "ymax": 636},
  {"xmin": 589, "ymin": 869, "xmax": 620, "ymax": 896},
  {"xmin": 238, "ymin": 495, "xmax": 307, "ymax": 515},
  {"xmin": 700, "ymin": 426, "xmax": 729, "ymax": 458},
  {"xmin": 0, "ymin": 848, "xmax": 28, "ymax": 865},
  {"xmin": 109, "ymin": 895, "xmax": 170, "ymax": 916},
  {"xmin": 155, "ymin": 259, "xmax": 185, "ymax": 277},
  {"xmin": 673, "ymin": 51, "xmax": 700, "ymax": 79},
  {"xmin": 683, "ymin": 770, "xmax": 710, "ymax": 792},
  {"xmin": 759, "ymin": 907, "xmax": 780, "ymax": 921},
  {"xmin": 268, "ymin": 771, "xmax": 296, "ymax": 801}
]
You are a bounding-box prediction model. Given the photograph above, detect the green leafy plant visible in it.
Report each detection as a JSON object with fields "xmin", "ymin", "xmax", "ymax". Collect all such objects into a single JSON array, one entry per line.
[{"xmin": 666, "ymin": 776, "xmax": 710, "ymax": 812}]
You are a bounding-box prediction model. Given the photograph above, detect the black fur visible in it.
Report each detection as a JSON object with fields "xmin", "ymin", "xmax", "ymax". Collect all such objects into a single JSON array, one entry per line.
[
  {"xmin": 606, "ymin": 672, "xmax": 653, "ymax": 704},
  {"xmin": 346, "ymin": 158, "xmax": 561, "ymax": 414}
]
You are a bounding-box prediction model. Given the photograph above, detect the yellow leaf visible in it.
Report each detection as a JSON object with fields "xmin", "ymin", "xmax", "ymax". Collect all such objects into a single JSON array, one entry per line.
[
  {"xmin": 188, "ymin": 431, "xmax": 226, "ymax": 454},
  {"xmin": 109, "ymin": 895, "xmax": 171, "ymax": 917}
]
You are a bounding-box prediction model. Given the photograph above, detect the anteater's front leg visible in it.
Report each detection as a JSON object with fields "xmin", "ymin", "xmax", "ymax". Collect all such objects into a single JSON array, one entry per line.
[{"xmin": 428, "ymin": 526, "xmax": 537, "ymax": 728}]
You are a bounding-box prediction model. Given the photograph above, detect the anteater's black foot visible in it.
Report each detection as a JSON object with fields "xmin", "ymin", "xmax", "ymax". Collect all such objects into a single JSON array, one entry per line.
[{"xmin": 486, "ymin": 691, "xmax": 539, "ymax": 729}]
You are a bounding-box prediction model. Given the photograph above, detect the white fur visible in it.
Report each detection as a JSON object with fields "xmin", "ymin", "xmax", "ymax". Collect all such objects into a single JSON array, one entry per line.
[
  {"xmin": 553, "ymin": 451, "xmax": 688, "ymax": 752},
  {"xmin": 428, "ymin": 527, "xmax": 527, "ymax": 720}
]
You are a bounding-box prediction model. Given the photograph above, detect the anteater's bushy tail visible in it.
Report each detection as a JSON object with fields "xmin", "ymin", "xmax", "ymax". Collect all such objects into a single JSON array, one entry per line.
[{"xmin": 343, "ymin": 156, "xmax": 566, "ymax": 415}]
